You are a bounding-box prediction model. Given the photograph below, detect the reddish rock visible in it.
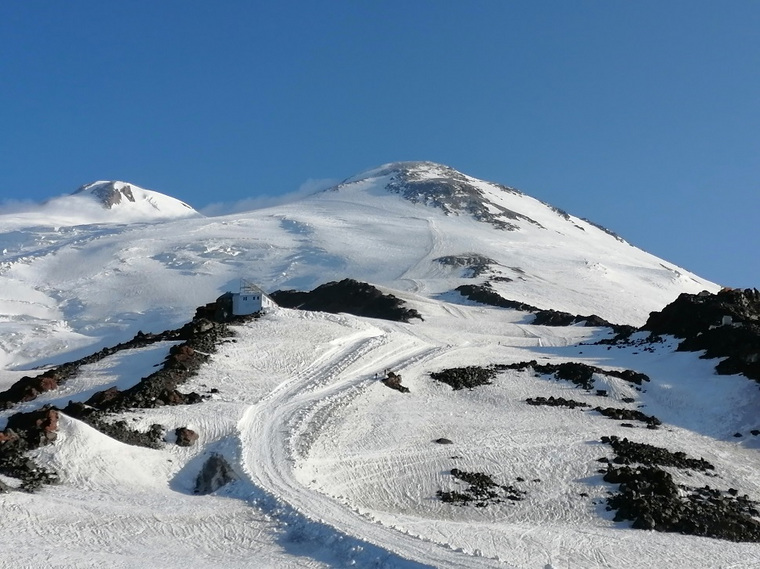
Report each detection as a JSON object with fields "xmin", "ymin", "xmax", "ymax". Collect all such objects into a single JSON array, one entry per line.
[
  {"xmin": 86, "ymin": 386, "xmax": 121, "ymax": 407},
  {"xmin": 0, "ymin": 429, "xmax": 20, "ymax": 445},
  {"xmin": 37, "ymin": 372, "xmax": 60, "ymax": 392},
  {"xmin": 175, "ymin": 427, "xmax": 199, "ymax": 447},
  {"xmin": 162, "ymin": 390, "xmax": 188, "ymax": 405},
  {"xmin": 37, "ymin": 408, "xmax": 59, "ymax": 433},
  {"xmin": 170, "ymin": 345, "xmax": 195, "ymax": 362},
  {"xmin": 382, "ymin": 372, "xmax": 410, "ymax": 393},
  {"xmin": 5, "ymin": 407, "xmax": 60, "ymax": 445}
]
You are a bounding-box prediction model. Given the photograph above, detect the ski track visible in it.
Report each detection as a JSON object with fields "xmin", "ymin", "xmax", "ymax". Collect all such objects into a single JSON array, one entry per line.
[
  {"xmin": 226, "ymin": 309, "xmax": 760, "ymax": 569},
  {"xmin": 235, "ymin": 318, "xmax": 508, "ymax": 568},
  {"xmin": 5, "ymin": 306, "xmax": 759, "ymax": 568}
]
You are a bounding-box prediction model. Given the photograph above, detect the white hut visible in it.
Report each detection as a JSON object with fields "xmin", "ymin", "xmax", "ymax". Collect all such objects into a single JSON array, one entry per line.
[{"xmin": 231, "ymin": 280, "xmax": 276, "ymax": 315}]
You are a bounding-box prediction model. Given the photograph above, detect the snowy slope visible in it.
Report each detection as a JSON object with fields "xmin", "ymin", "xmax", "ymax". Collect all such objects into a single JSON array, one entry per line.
[
  {"xmin": 0, "ymin": 162, "xmax": 717, "ymax": 369},
  {"xmin": 3, "ymin": 304, "xmax": 759, "ymax": 568},
  {"xmin": 3, "ymin": 162, "xmax": 755, "ymax": 569}
]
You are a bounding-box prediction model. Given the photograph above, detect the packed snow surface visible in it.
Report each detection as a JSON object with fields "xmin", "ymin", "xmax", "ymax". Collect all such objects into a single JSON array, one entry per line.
[
  {"xmin": 2, "ymin": 163, "xmax": 753, "ymax": 568},
  {"xmin": 3, "ymin": 304, "xmax": 760, "ymax": 568}
]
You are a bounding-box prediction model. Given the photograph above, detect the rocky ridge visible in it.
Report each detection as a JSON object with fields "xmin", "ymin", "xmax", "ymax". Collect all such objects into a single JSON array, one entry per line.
[
  {"xmin": 271, "ymin": 278, "xmax": 423, "ymax": 323},
  {"xmin": 643, "ymin": 288, "xmax": 760, "ymax": 380}
]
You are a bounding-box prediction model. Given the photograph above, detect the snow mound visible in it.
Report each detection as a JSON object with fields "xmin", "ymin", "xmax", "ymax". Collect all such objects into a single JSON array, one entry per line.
[{"xmin": 33, "ymin": 414, "xmax": 175, "ymax": 491}]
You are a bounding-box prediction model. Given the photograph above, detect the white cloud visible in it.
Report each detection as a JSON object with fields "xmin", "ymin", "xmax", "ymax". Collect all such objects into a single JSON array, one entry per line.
[
  {"xmin": 200, "ymin": 178, "xmax": 339, "ymax": 216},
  {"xmin": 0, "ymin": 198, "xmax": 46, "ymax": 215}
]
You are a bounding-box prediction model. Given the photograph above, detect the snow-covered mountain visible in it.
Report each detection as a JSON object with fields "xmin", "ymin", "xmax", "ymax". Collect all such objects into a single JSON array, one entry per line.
[
  {"xmin": 72, "ymin": 180, "xmax": 201, "ymax": 219},
  {"xmin": 0, "ymin": 180, "xmax": 202, "ymax": 230},
  {"xmin": 0, "ymin": 162, "xmax": 716, "ymax": 369},
  {"xmin": 2, "ymin": 162, "xmax": 758, "ymax": 569}
]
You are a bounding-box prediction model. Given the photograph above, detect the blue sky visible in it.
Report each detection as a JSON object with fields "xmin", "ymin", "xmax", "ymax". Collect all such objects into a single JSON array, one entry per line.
[{"xmin": 1, "ymin": 1, "xmax": 758, "ymax": 287}]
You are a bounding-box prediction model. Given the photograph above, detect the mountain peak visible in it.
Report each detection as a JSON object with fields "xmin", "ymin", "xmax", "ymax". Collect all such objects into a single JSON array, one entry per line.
[
  {"xmin": 72, "ymin": 181, "xmax": 143, "ymax": 209},
  {"xmin": 343, "ymin": 161, "xmax": 460, "ymax": 183},
  {"xmin": 0, "ymin": 181, "xmax": 202, "ymax": 230},
  {"xmin": 73, "ymin": 181, "xmax": 197, "ymax": 215},
  {"xmin": 334, "ymin": 161, "xmax": 541, "ymax": 230},
  {"xmin": 58, "ymin": 180, "xmax": 202, "ymax": 224},
  {"xmin": 74, "ymin": 181, "xmax": 138, "ymax": 209}
]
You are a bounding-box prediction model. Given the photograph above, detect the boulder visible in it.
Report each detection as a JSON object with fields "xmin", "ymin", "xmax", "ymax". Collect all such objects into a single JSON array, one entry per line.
[
  {"xmin": 195, "ymin": 454, "xmax": 237, "ymax": 494},
  {"xmin": 175, "ymin": 427, "xmax": 199, "ymax": 447},
  {"xmin": 0, "ymin": 429, "xmax": 20, "ymax": 445},
  {"xmin": 6, "ymin": 407, "xmax": 60, "ymax": 445},
  {"xmin": 382, "ymin": 372, "xmax": 410, "ymax": 393},
  {"xmin": 86, "ymin": 386, "xmax": 121, "ymax": 407}
]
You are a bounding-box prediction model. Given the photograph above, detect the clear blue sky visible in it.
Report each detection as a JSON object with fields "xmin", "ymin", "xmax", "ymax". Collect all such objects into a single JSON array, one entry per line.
[{"xmin": 1, "ymin": 1, "xmax": 758, "ymax": 287}]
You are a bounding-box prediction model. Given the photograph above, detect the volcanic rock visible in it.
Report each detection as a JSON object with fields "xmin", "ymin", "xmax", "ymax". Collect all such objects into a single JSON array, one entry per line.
[
  {"xmin": 195, "ymin": 453, "xmax": 237, "ymax": 494},
  {"xmin": 175, "ymin": 427, "xmax": 199, "ymax": 447}
]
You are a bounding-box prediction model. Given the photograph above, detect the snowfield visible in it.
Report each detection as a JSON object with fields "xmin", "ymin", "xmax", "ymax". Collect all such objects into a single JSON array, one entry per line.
[
  {"xmin": 1, "ymin": 163, "xmax": 757, "ymax": 568},
  {"xmin": 4, "ymin": 304, "xmax": 759, "ymax": 568},
  {"xmin": 0, "ymin": 162, "xmax": 717, "ymax": 369}
]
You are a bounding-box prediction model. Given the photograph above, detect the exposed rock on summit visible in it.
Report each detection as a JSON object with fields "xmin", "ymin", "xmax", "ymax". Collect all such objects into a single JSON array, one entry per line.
[
  {"xmin": 335, "ymin": 161, "xmax": 539, "ymax": 230},
  {"xmin": 75, "ymin": 181, "xmax": 137, "ymax": 209}
]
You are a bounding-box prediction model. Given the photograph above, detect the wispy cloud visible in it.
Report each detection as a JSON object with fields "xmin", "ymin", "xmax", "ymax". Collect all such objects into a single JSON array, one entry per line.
[
  {"xmin": 0, "ymin": 194, "xmax": 132, "ymax": 226},
  {"xmin": 0, "ymin": 198, "xmax": 46, "ymax": 215},
  {"xmin": 200, "ymin": 178, "xmax": 338, "ymax": 216}
]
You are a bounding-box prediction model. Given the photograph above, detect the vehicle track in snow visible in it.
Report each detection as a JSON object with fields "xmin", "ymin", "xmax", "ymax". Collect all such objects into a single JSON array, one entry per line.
[{"xmin": 235, "ymin": 322, "xmax": 510, "ymax": 568}]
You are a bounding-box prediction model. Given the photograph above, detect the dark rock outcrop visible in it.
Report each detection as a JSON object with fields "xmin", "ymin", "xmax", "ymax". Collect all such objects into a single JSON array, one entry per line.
[
  {"xmin": 74, "ymin": 181, "xmax": 136, "ymax": 208},
  {"xmin": 0, "ymin": 407, "xmax": 60, "ymax": 491},
  {"xmin": 376, "ymin": 162, "xmax": 533, "ymax": 231},
  {"xmin": 455, "ymin": 284, "xmax": 536, "ymax": 311},
  {"xmin": 437, "ymin": 468, "xmax": 526, "ymax": 507},
  {"xmin": 175, "ymin": 427, "xmax": 199, "ymax": 447},
  {"xmin": 595, "ymin": 407, "xmax": 661, "ymax": 429},
  {"xmin": 6, "ymin": 407, "xmax": 60, "ymax": 446},
  {"xmin": 0, "ymin": 302, "xmax": 235, "ymax": 491},
  {"xmin": 643, "ymin": 288, "xmax": 760, "ymax": 381},
  {"xmin": 430, "ymin": 366, "xmax": 497, "ymax": 390},
  {"xmin": 59, "ymin": 403, "xmax": 165, "ymax": 449},
  {"xmin": 501, "ymin": 361, "xmax": 649, "ymax": 390},
  {"xmin": 272, "ymin": 279, "xmax": 422, "ymax": 323},
  {"xmin": 526, "ymin": 396, "xmax": 590, "ymax": 409},
  {"xmin": 434, "ymin": 254, "xmax": 499, "ymax": 278},
  {"xmin": 0, "ymin": 366, "xmax": 77, "ymax": 409},
  {"xmin": 195, "ymin": 454, "xmax": 237, "ymax": 494},
  {"xmin": 83, "ymin": 320, "xmax": 228, "ymax": 412},
  {"xmin": 0, "ymin": 316, "xmax": 228, "ymax": 409},
  {"xmin": 603, "ymin": 465, "xmax": 760, "ymax": 541},
  {"xmin": 455, "ymin": 284, "xmax": 634, "ymax": 334},
  {"xmin": 601, "ymin": 436, "xmax": 713, "ymax": 471},
  {"xmin": 644, "ymin": 288, "xmax": 760, "ymax": 338}
]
